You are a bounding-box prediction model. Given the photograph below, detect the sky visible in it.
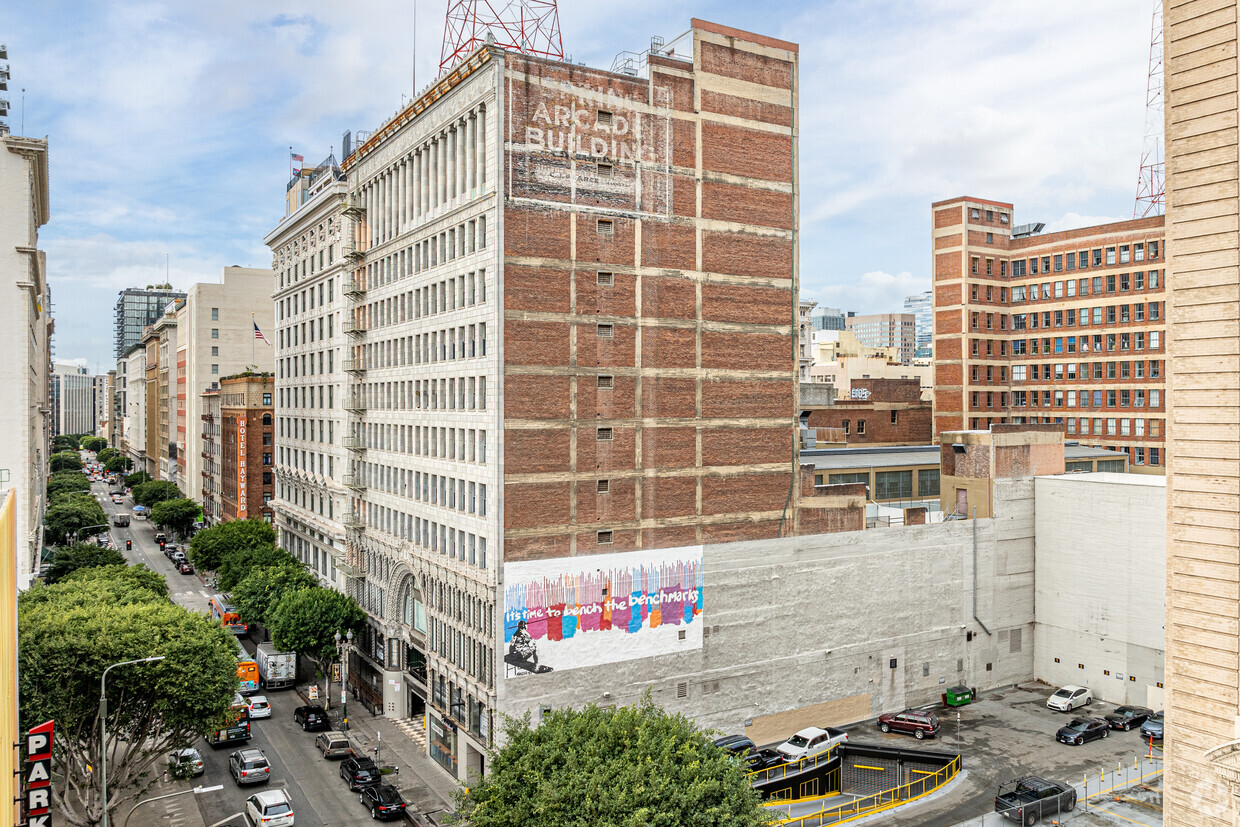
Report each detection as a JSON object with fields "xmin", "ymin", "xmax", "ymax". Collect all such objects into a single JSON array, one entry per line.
[{"xmin": 6, "ymin": 0, "xmax": 1157, "ymax": 369}]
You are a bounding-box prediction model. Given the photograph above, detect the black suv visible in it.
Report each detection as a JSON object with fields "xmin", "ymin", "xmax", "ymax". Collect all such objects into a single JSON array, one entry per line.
[
  {"xmin": 340, "ymin": 755, "xmax": 380, "ymax": 790},
  {"xmin": 293, "ymin": 705, "xmax": 330, "ymax": 732},
  {"xmin": 711, "ymin": 734, "xmax": 783, "ymax": 772},
  {"xmin": 360, "ymin": 784, "xmax": 407, "ymax": 820}
]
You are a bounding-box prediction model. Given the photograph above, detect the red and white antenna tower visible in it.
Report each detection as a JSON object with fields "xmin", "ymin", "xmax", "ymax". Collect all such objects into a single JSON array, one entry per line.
[
  {"xmin": 440, "ymin": 0, "xmax": 564, "ymax": 74},
  {"xmin": 1134, "ymin": 0, "xmax": 1164, "ymax": 218}
]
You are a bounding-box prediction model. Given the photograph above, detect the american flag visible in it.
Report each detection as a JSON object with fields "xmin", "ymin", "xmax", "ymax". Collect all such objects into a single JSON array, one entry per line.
[{"xmin": 253, "ymin": 320, "xmax": 270, "ymax": 345}]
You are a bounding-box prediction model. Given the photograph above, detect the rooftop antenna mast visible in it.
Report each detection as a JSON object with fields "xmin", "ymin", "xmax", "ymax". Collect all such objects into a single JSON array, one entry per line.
[
  {"xmin": 1134, "ymin": 0, "xmax": 1164, "ymax": 218},
  {"xmin": 440, "ymin": 0, "xmax": 563, "ymax": 75}
]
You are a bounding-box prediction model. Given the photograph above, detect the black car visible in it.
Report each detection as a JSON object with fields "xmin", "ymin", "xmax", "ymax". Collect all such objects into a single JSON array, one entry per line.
[
  {"xmin": 1105, "ymin": 705, "xmax": 1154, "ymax": 731},
  {"xmin": 293, "ymin": 705, "xmax": 330, "ymax": 731},
  {"xmin": 360, "ymin": 783, "xmax": 407, "ymax": 821},
  {"xmin": 1056, "ymin": 717, "xmax": 1109, "ymax": 746},
  {"xmin": 711, "ymin": 734, "xmax": 783, "ymax": 772},
  {"xmin": 340, "ymin": 755, "xmax": 380, "ymax": 791}
]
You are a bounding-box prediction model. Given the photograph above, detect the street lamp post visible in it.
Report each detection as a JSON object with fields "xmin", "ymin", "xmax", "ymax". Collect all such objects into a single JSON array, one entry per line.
[
  {"xmin": 121, "ymin": 784, "xmax": 222, "ymax": 827},
  {"xmin": 99, "ymin": 656, "xmax": 165, "ymax": 827},
  {"xmin": 334, "ymin": 630, "xmax": 353, "ymax": 731}
]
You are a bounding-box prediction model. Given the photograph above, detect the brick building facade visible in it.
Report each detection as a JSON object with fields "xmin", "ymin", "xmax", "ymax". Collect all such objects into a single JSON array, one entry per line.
[
  {"xmin": 806, "ymin": 378, "xmax": 932, "ymax": 446},
  {"xmin": 219, "ymin": 374, "xmax": 274, "ymax": 522},
  {"xmin": 932, "ymin": 197, "xmax": 1166, "ymax": 471}
]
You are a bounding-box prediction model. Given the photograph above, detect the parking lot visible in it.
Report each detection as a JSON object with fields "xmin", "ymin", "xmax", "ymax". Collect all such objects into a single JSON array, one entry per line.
[{"xmin": 831, "ymin": 682, "xmax": 1162, "ymax": 826}]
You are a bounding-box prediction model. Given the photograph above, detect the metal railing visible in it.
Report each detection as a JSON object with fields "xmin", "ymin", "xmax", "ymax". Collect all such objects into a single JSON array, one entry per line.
[
  {"xmin": 747, "ymin": 745, "xmax": 837, "ymax": 786},
  {"xmin": 772, "ymin": 755, "xmax": 961, "ymax": 826}
]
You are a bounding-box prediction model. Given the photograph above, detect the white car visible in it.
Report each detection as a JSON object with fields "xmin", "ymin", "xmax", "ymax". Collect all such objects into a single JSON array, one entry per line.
[
  {"xmin": 775, "ymin": 726, "xmax": 848, "ymax": 763},
  {"xmin": 245, "ymin": 789, "xmax": 294, "ymax": 826},
  {"xmin": 1047, "ymin": 685, "xmax": 1093, "ymax": 712},
  {"xmin": 246, "ymin": 695, "xmax": 272, "ymax": 719}
]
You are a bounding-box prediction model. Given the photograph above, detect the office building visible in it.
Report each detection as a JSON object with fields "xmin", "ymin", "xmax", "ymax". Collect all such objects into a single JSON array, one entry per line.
[
  {"xmin": 846, "ymin": 312, "xmax": 916, "ymax": 364},
  {"xmin": 219, "ymin": 374, "xmax": 275, "ymax": 522},
  {"xmin": 904, "ymin": 290, "xmax": 932, "ymax": 359},
  {"xmin": 50, "ymin": 363, "xmax": 95, "ymax": 437},
  {"xmin": 810, "ymin": 305, "xmax": 848, "ymax": 332},
  {"xmin": 0, "ymin": 131, "xmax": 52, "ymax": 589},
  {"xmin": 930, "ymin": 197, "xmax": 1166, "ymax": 471},
  {"xmin": 114, "ymin": 286, "xmax": 185, "ymax": 359},
  {"xmin": 122, "ymin": 345, "xmax": 146, "ymax": 471},
  {"xmin": 201, "ymin": 387, "xmax": 222, "ymax": 525}
]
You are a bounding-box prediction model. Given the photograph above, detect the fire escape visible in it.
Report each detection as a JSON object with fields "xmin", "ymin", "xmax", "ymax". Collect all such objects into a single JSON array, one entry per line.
[{"xmin": 338, "ymin": 188, "xmax": 368, "ymax": 590}]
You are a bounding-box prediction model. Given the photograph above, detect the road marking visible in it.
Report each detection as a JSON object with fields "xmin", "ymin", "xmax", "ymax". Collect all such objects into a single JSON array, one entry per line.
[{"xmin": 200, "ymin": 590, "xmax": 212, "ymax": 599}]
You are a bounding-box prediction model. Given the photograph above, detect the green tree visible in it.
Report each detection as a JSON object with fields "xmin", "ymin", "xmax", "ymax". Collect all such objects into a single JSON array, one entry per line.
[
  {"xmin": 44, "ymin": 495, "xmax": 108, "ymax": 546},
  {"xmin": 50, "ymin": 451, "xmax": 84, "ymax": 472},
  {"xmin": 47, "ymin": 471, "xmax": 91, "ymax": 501},
  {"xmin": 123, "ymin": 470, "xmax": 152, "ymax": 488},
  {"xmin": 230, "ymin": 562, "xmax": 316, "ymax": 627},
  {"xmin": 216, "ymin": 546, "xmax": 299, "ymax": 592},
  {"xmin": 44, "ymin": 543, "xmax": 126, "ymax": 584},
  {"xmin": 105, "ymin": 455, "xmax": 133, "ymax": 474},
  {"xmin": 188, "ymin": 519, "xmax": 276, "ymax": 572},
  {"xmin": 454, "ymin": 695, "xmax": 770, "ymax": 827},
  {"xmin": 52, "ymin": 434, "xmax": 81, "ymax": 453},
  {"xmin": 95, "ymin": 447, "xmax": 117, "ymax": 465},
  {"xmin": 80, "ymin": 436, "xmax": 107, "ymax": 453},
  {"xmin": 268, "ymin": 587, "xmax": 365, "ymax": 709},
  {"xmin": 19, "ymin": 566, "xmax": 238, "ymax": 826},
  {"xmin": 131, "ymin": 480, "xmax": 181, "ymax": 507},
  {"xmin": 150, "ymin": 498, "xmax": 199, "ymax": 539},
  {"xmin": 59, "ymin": 564, "xmax": 169, "ymax": 602}
]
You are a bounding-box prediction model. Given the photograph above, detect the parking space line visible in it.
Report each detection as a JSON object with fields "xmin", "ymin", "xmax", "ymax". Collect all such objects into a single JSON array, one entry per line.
[{"xmin": 1089, "ymin": 803, "xmax": 1154, "ymax": 826}]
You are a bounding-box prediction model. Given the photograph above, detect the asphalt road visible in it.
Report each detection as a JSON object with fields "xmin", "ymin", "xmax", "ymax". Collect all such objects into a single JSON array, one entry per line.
[{"xmin": 93, "ymin": 479, "xmax": 378, "ymax": 827}]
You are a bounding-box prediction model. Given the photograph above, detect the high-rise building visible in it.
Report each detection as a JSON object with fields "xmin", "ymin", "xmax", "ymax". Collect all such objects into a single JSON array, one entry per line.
[
  {"xmin": 122, "ymin": 345, "xmax": 146, "ymax": 471},
  {"xmin": 93, "ymin": 373, "xmax": 110, "ymax": 438},
  {"xmin": 1163, "ymin": 3, "xmax": 1240, "ymax": 822},
  {"xmin": 903, "ymin": 290, "xmax": 932, "ymax": 359},
  {"xmin": 175, "ymin": 267, "xmax": 275, "ymax": 502},
  {"xmin": 219, "ymin": 374, "xmax": 275, "ymax": 522},
  {"xmin": 200, "ymin": 386, "xmax": 222, "ymax": 525},
  {"xmin": 114, "ymin": 286, "xmax": 185, "ymax": 359},
  {"xmin": 271, "ymin": 20, "xmax": 803, "ymax": 779},
  {"xmin": 50, "ymin": 363, "xmax": 96, "ymax": 437},
  {"xmin": 846, "ymin": 312, "xmax": 916, "ymax": 364},
  {"xmin": 810, "ymin": 305, "xmax": 848, "ymax": 332},
  {"xmin": 930, "ymin": 197, "xmax": 1166, "ymax": 472},
  {"xmin": 0, "ymin": 130, "xmax": 52, "ymax": 590}
]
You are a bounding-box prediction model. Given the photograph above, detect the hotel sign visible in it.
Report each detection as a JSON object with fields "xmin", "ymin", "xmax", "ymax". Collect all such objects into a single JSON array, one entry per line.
[{"xmin": 237, "ymin": 417, "xmax": 247, "ymax": 519}]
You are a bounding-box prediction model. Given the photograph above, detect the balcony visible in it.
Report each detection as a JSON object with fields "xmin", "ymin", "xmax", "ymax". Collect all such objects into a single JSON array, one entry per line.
[
  {"xmin": 342, "ymin": 436, "xmax": 366, "ymax": 452},
  {"xmin": 343, "ymin": 394, "xmax": 367, "ymax": 413},
  {"xmin": 342, "ymin": 276, "xmax": 365, "ymax": 297},
  {"xmin": 342, "ymin": 318, "xmax": 365, "ymax": 337},
  {"xmin": 341, "ymin": 195, "xmax": 366, "ymax": 217},
  {"xmin": 341, "ymin": 511, "xmax": 364, "ymax": 531},
  {"xmin": 341, "ymin": 473, "xmax": 366, "ymax": 491},
  {"xmin": 342, "ymin": 358, "xmax": 364, "ymax": 374}
]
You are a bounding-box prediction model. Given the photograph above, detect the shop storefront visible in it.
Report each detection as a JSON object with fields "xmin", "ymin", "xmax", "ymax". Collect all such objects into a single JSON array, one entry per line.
[{"xmin": 428, "ymin": 714, "xmax": 458, "ymax": 776}]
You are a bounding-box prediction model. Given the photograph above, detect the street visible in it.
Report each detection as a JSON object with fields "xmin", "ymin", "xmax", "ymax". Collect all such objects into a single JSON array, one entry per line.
[{"xmin": 94, "ymin": 480, "xmax": 387, "ymax": 827}]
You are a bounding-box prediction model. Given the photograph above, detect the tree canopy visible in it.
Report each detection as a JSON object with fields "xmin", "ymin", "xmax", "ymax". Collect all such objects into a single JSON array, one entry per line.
[
  {"xmin": 44, "ymin": 495, "xmax": 108, "ymax": 546},
  {"xmin": 50, "ymin": 451, "xmax": 84, "ymax": 472},
  {"xmin": 131, "ymin": 480, "xmax": 181, "ymax": 507},
  {"xmin": 105, "ymin": 455, "xmax": 133, "ymax": 474},
  {"xmin": 188, "ymin": 519, "xmax": 275, "ymax": 571},
  {"xmin": 95, "ymin": 447, "xmax": 117, "ymax": 465},
  {"xmin": 123, "ymin": 470, "xmax": 152, "ymax": 488},
  {"xmin": 19, "ymin": 564, "xmax": 238, "ymax": 826},
  {"xmin": 47, "ymin": 471, "xmax": 91, "ymax": 502},
  {"xmin": 230, "ymin": 563, "xmax": 316, "ymax": 628},
  {"xmin": 80, "ymin": 436, "xmax": 108, "ymax": 453},
  {"xmin": 44, "ymin": 543, "xmax": 126, "ymax": 584},
  {"xmin": 216, "ymin": 546, "xmax": 299, "ymax": 592},
  {"xmin": 268, "ymin": 587, "xmax": 365, "ymax": 705},
  {"xmin": 52, "ymin": 434, "xmax": 81, "ymax": 453},
  {"xmin": 150, "ymin": 498, "xmax": 199, "ymax": 539},
  {"xmin": 454, "ymin": 696, "xmax": 770, "ymax": 827}
]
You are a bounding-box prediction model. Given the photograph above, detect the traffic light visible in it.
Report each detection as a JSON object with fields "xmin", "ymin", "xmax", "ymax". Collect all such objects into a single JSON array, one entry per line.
[
  {"xmin": 126, "ymin": 540, "xmax": 132, "ymax": 551},
  {"xmin": 159, "ymin": 541, "xmax": 165, "ymax": 552}
]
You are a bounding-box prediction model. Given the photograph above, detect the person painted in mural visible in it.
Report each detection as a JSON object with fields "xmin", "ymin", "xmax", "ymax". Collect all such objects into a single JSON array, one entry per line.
[{"xmin": 505, "ymin": 620, "xmax": 552, "ymax": 675}]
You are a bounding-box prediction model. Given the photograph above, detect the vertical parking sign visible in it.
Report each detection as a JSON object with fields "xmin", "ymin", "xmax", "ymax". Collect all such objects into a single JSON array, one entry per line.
[{"xmin": 24, "ymin": 719, "xmax": 54, "ymax": 826}]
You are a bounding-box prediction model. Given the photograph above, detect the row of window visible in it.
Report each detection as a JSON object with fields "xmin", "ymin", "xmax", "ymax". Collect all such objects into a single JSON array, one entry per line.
[
  {"xmin": 970, "ymin": 241, "xmax": 1161, "ymax": 278},
  {"xmin": 288, "ymin": 533, "xmax": 338, "ymax": 583},
  {"xmin": 277, "ymin": 227, "xmax": 336, "ymax": 290},
  {"xmin": 1062, "ymin": 417, "xmax": 1162, "ymax": 440},
  {"xmin": 410, "ymin": 376, "xmax": 489, "ymax": 411},
  {"xmin": 278, "ymin": 449, "xmax": 335, "ymax": 479},
  {"xmin": 279, "ymin": 275, "xmax": 335, "ymax": 320},
  {"xmin": 429, "ymin": 619, "xmax": 492, "ymax": 691},
  {"xmin": 280, "ymin": 316, "xmax": 334, "ymax": 351},
  {"xmin": 814, "ymin": 468, "xmax": 941, "ymax": 500},
  {"xmin": 972, "ymin": 331, "xmax": 1162, "ymax": 358},
  {"xmin": 363, "ymin": 217, "xmax": 488, "ymax": 286},
  {"xmin": 359, "ymin": 462, "xmax": 489, "ymax": 518},
  {"xmin": 977, "ymin": 301, "xmax": 1163, "ymax": 333},
  {"xmin": 361, "ymin": 268, "xmax": 489, "ymax": 332},
  {"xmin": 364, "ymin": 501, "xmax": 489, "ymax": 570},
  {"xmin": 988, "ymin": 388, "xmax": 1162, "ymax": 409},
  {"xmin": 1008, "ymin": 361, "xmax": 1161, "ymax": 383}
]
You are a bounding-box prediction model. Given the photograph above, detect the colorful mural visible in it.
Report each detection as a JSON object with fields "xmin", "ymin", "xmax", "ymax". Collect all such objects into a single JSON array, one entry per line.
[{"xmin": 502, "ymin": 546, "xmax": 703, "ymax": 677}]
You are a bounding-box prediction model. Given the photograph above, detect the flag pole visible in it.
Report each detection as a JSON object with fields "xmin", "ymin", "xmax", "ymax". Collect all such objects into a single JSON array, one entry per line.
[{"xmin": 251, "ymin": 313, "xmax": 256, "ymax": 369}]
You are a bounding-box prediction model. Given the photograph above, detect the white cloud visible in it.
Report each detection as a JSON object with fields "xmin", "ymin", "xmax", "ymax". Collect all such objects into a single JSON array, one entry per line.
[{"xmin": 805, "ymin": 270, "xmax": 929, "ymax": 316}]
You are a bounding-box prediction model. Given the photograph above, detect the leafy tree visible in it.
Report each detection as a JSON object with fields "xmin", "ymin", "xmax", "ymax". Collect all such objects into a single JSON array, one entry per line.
[
  {"xmin": 80, "ymin": 436, "xmax": 107, "ymax": 453},
  {"xmin": 150, "ymin": 498, "xmax": 199, "ymax": 539},
  {"xmin": 230, "ymin": 562, "xmax": 316, "ymax": 627},
  {"xmin": 95, "ymin": 447, "xmax": 117, "ymax": 465},
  {"xmin": 124, "ymin": 470, "xmax": 152, "ymax": 488},
  {"xmin": 189, "ymin": 519, "xmax": 276, "ymax": 571},
  {"xmin": 19, "ymin": 566, "xmax": 238, "ymax": 826},
  {"xmin": 44, "ymin": 495, "xmax": 108, "ymax": 546},
  {"xmin": 454, "ymin": 695, "xmax": 770, "ymax": 827},
  {"xmin": 47, "ymin": 471, "xmax": 91, "ymax": 501},
  {"xmin": 268, "ymin": 587, "xmax": 365, "ymax": 709},
  {"xmin": 105, "ymin": 455, "xmax": 133, "ymax": 474},
  {"xmin": 131, "ymin": 480, "xmax": 181, "ymax": 507},
  {"xmin": 52, "ymin": 434, "xmax": 81, "ymax": 453},
  {"xmin": 59, "ymin": 564, "xmax": 169, "ymax": 602},
  {"xmin": 44, "ymin": 543, "xmax": 126, "ymax": 584},
  {"xmin": 216, "ymin": 546, "xmax": 299, "ymax": 592},
  {"xmin": 50, "ymin": 451, "xmax": 84, "ymax": 472}
]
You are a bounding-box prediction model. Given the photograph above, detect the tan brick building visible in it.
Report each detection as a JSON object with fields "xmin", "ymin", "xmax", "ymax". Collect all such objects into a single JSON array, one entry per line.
[
  {"xmin": 932, "ymin": 198, "xmax": 1167, "ymax": 472},
  {"xmin": 219, "ymin": 374, "xmax": 274, "ymax": 522}
]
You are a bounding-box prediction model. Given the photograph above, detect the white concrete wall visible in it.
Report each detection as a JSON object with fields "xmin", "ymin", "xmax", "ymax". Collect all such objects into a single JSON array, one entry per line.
[{"xmin": 1034, "ymin": 473, "xmax": 1166, "ymax": 707}]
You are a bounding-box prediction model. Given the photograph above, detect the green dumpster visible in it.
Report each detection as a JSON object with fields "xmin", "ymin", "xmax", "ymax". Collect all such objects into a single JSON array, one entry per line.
[{"xmin": 945, "ymin": 685, "xmax": 973, "ymax": 707}]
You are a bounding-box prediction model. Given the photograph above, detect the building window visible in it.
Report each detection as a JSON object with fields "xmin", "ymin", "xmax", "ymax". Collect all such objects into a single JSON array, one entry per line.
[
  {"xmin": 890, "ymin": 410, "xmax": 897, "ymax": 425},
  {"xmin": 842, "ymin": 419, "xmax": 850, "ymax": 435},
  {"xmin": 597, "ymin": 375, "xmax": 614, "ymax": 389},
  {"xmin": 211, "ymin": 346, "xmax": 218, "ymax": 356},
  {"xmin": 597, "ymin": 479, "xmax": 610, "ymax": 494},
  {"xmin": 597, "ymin": 219, "xmax": 614, "ymax": 238},
  {"xmin": 211, "ymin": 364, "xmax": 218, "ymax": 374},
  {"xmin": 828, "ymin": 472, "xmax": 868, "ymax": 487},
  {"xmin": 875, "ymin": 470, "xmax": 913, "ymax": 500},
  {"xmin": 597, "ymin": 427, "xmax": 613, "ymax": 441},
  {"xmin": 211, "ymin": 329, "xmax": 219, "ymax": 339},
  {"xmin": 597, "ymin": 530, "xmax": 613, "ymax": 545},
  {"xmin": 597, "ymin": 271, "xmax": 614, "ymax": 286},
  {"xmin": 597, "ymin": 323, "xmax": 614, "ymax": 338},
  {"xmin": 596, "ymin": 162, "xmax": 613, "ymax": 178},
  {"xmin": 263, "ymin": 393, "xmax": 272, "ymax": 406},
  {"xmin": 918, "ymin": 468, "xmax": 940, "ymax": 498},
  {"xmin": 857, "ymin": 420, "xmax": 866, "ymax": 435},
  {"xmin": 597, "ymin": 109, "xmax": 613, "ymax": 127},
  {"xmin": 211, "ymin": 308, "xmax": 219, "ymax": 321}
]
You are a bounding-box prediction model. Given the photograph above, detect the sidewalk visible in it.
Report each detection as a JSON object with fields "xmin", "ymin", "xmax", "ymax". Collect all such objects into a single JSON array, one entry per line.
[
  {"xmin": 121, "ymin": 770, "xmax": 209, "ymax": 827},
  {"xmin": 295, "ymin": 685, "xmax": 461, "ymax": 823}
]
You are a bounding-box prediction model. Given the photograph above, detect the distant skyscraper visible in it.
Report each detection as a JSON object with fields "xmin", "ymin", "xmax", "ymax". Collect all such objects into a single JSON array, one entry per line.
[
  {"xmin": 846, "ymin": 313, "xmax": 916, "ymax": 364},
  {"xmin": 810, "ymin": 305, "xmax": 847, "ymax": 332},
  {"xmin": 903, "ymin": 291, "xmax": 932, "ymax": 359},
  {"xmin": 114, "ymin": 286, "xmax": 186, "ymax": 359}
]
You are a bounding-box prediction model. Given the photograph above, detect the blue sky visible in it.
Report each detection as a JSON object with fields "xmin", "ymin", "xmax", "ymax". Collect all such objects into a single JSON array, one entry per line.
[{"xmin": 7, "ymin": 1, "xmax": 1154, "ymax": 368}]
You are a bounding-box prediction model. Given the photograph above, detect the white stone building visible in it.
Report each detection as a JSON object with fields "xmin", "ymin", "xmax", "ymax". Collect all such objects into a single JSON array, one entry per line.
[
  {"xmin": 51, "ymin": 362, "xmax": 95, "ymax": 437},
  {"xmin": 123, "ymin": 345, "xmax": 146, "ymax": 470}
]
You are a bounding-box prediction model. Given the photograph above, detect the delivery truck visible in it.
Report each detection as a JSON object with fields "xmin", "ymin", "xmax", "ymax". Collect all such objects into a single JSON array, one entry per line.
[{"xmin": 255, "ymin": 642, "xmax": 297, "ymax": 690}]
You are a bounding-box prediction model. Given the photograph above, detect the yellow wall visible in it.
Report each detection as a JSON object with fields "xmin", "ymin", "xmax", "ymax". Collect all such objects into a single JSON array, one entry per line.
[{"xmin": 1, "ymin": 488, "xmax": 20, "ymax": 826}]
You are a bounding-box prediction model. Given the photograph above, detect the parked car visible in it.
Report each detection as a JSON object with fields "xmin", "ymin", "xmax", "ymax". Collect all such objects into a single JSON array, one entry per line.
[
  {"xmin": 776, "ymin": 726, "xmax": 849, "ymax": 762},
  {"xmin": 228, "ymin": 748, "xmax": 271, "ymax": 785},
  {"xmin": 340, "ymin": 755, "xmax": 381, "ymax": 790},
  {"xmin": 315, "ymin": 731, "xmax": 353, "ymax": 760},
  {"xmin": 293, "ymin": 705, "xmax": 330, "ymax": 732},
  {"xmin": 178, "ymin": 560, "xmax": 195, "ymax": 575},
  {"xmin": 246, "ymin": 695, "xmax": 272, "ymax": 719},
  {"xmin": 154, "ymin": 532, "xmax": 167, "ymax": 544},
  {"xmin": 1056, "ymin": 717, "xmax": 1109, "ymax": 746},
  {"xmin": 1046, "ymin": 685, "xmax": 1092, "ymax": 712},
  {"xmin": 995, "ymin": 776, "xmax": 1076, "ymax": 824},
  {"xmin": 360, "ymin": 783, "xmax": 407, "ymax": 821},
  {"xmin": 877, "ymin": 709, "xmax": 940, "ymax": 740},
  {"xmin": 168, "ymin": 747, "xmax": 205, "ymax": 777},
  {"xmin": 1105, "ymin": 705, "xmax": 1154, "ymax": 731},
  {"xmin": 170, "ymin": 550, "xmax": 187, "ymax": 565},
  {"xmin": 1140, "ymin": 711, "xmax": 1164, "ymax": 741},
  {"xmin": 245, "ymin": 789, "xmax": 295, "ymax": 827},
  {"xmin": 712, "ymin": 735, "xmax": 785, "ymax": 772}
]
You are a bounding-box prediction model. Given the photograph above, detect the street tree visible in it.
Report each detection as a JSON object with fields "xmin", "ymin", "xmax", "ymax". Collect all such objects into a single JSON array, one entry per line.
[
  {"xmin": 95, "ymin": 447, "xmax": 117, "ymax": 465},
  {"xmin": 52, "ymin": 434, "xmax": 80, "ymax": 453},
  {"xmin": 131, "ymin": 480, "xmax": 180, "ymax": 507},
  {"xmin": 268, "ymin": 587, "xmax": 365, "ymax": 709},
  {"xmin": 47, "ymin": 471, "xmax": 91, "ymax": 501},
  {"xmin": 230, "ymin": 563, "xmax": 316, "ymax": 627},
  {"xmin": 216, "ymin": 546, "xmax": 299, "ymax": 592},
  {"xmin": 18, "ymin": 566, "xmax": 238, "ymax": 826},
  {"xmin": 105, "ymin": 455, "xmax": 133, "ymax": 474},
  {"xmin": 44, "ymin": 543, "xmax": 126, "ymax": 584},
  {"xmin": 454, "ymin": 695, "xmax": 770, "ymax": 827},
  {"xmin": 44, "ymin": 495, "xmax": 108, "ymax": 546},
  {"xmin": 188, "ymin": 519, "xmax": 275, "ymax": 572},
  {"xmin": 123, "ymin": 470, "xmax": 151, "ymax": 487},
  {"xmin": 80, "ymin": 436, "xmax": 107, "ymax": 453},
  {"xmin": 150, "ymin": 498, "xmax": 198, "ymax": 539},
  {"xmin": 50, "ymin": 451, "xmax": 84, "ymax": 472}
]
